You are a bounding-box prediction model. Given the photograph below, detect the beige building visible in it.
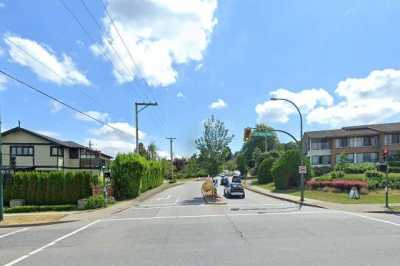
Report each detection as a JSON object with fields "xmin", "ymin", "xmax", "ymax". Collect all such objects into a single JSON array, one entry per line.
[{"xmin": 1, "ymin": 126, "xmax": 112, "ymax": 175}]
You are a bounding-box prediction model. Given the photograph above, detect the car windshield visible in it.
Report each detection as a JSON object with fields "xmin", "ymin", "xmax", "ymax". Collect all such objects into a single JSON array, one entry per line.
[{"xmin": 232, "ymin": 176, "xmax": 241, "ymax": 183}]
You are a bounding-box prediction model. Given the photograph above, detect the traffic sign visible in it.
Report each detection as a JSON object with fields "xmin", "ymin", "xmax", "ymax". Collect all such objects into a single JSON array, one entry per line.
[
  {"xmin": 298, "ymin": 165, "xmax": 307, "ymax": 174},
  {"xmin": 252, "ymin": 131, "xmax": 274, "ymax": 137}
]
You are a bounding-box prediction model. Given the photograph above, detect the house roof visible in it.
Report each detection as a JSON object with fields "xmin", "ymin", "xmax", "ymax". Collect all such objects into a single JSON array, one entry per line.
[
  {"xmin": 304, "ymin": 122, "xmax": 400, "ymax": 139},
  {"xmin": 2, "ymin": 127, "xmax": 112, "ymax": 158}
]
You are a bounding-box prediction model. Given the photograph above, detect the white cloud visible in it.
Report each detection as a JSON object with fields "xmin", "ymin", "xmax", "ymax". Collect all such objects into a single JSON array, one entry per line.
[
  {"xmin": 256, "ymin": 88, "xmax": 333, "ymax": 123},
  {"xmin": 88, "ymin": 122, "xmax": 145, "ymax": 156},
  {"xmin": 74, "ymin": 111, "xmax": 110, "ymax": 123},
  {"xmin": 0, "ymin": 74, "xmax": 7, "ymax": 91},
  {"xmin": 195, "ymin": 63, "xmax": 203, "ymax": 71},
  {"xmin": 177, "ymin": 91, "xmax": 185, "ymax": 98},
  {"xmin": 0, "ymin": 46, "xmax": 4, "ymax": 57},
  {"xmin": 90, "ymin": 0, "xmax": 218, "ymax": 87},
  {"xmin": 210, "ymin": 98, "xmax": 227, "ymax": 109},
  {"xmin": 4, "ymin": 34, "xmax": 90, "ymax": 86},
  {"xmin": 49, "ymin": 100, "xmax": 63, "ymax": 113},
  {"xmin": 0, "ymin": 2, "xmax": 5, "ymax": 8},
  {"xmin": 256, "ymin": 69, "xmax": 400, "ymax": 127}
]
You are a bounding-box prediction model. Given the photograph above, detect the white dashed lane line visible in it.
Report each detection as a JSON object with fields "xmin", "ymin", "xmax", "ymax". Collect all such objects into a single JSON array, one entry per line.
[{"xmin": 0, "ymin": 228, "xmax": 29, "ymax": 240}]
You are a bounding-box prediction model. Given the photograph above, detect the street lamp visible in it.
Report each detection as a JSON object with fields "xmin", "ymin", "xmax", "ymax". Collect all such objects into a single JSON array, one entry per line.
[{"xmin": 270, "ymin": 97, "xmax": 305, "ymax": 203}]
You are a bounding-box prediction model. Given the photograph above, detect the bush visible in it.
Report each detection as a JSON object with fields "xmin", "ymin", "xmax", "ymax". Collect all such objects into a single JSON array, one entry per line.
[
  {"xmin": 313, "ymin": 166, "xmax": 332, "ymax": 177},
  {"xmin": 365, "ymin": 170, "xmax": 383, "ymax": 179},
  {"xmin": 257, "ymin": 158, "xmax": 275, "ymax": 184},
  {"xmin": 4, "ymin": 171, "xmax": 94, "ymax": 206},
  {"xmin": 306, "ymin": 179, "xmax": 368, "ymax": 190},
  {"xmin": 342, "ymin": 163, "xmax": 375, "ymax": 174},
  {"xmin": 330, "ymin": 171, "xmax": 344, "ymax": 179},
  {"xmin": 389, "ymin": 166, "xmax": 400, "ymax": 173},
  {"xmin": 84, "ymin": 195, "xmax": 106, "ymax": 209},
  {"xmin": 111, "ymin": 153, "xmax": 164, "ymax": 200},
  {"xmin": 5, "ymin": 204, "xmax": 76, "ymax": 213},
  {"xmin": 271, "ymin": 150, "xmax": 312, "ymax": 190}
]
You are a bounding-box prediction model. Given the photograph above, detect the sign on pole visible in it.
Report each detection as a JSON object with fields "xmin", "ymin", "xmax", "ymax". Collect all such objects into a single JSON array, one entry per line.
[
  {"xmin": 252, "ymin": 131, "xmax": 274, "ymax": 137},
  {"xmin": 298, "ymin": 165, "xmax": 307, "ymax": 174}
]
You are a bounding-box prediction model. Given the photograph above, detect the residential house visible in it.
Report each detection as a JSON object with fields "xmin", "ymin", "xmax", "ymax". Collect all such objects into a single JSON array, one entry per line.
[
  {"xmin": 304, "ymin": 122, "xmax": 400, "ymax": 168},
  {"xmin": 1, "ymin": 126, "xmax": 112, "ymax": 175}
]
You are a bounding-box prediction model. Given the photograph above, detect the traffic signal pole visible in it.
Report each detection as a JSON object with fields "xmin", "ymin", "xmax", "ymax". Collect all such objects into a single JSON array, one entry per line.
[
  {"xmin": 166, "ymin": 138, "xmax": 176, "ymax": 180},
  {"xmin": 384, "ymin": 149, "xmax": 389, "ymax": 209},
  {"xmin": 134, "ymin": 102, "xmax": 158, "ymax": 153}
]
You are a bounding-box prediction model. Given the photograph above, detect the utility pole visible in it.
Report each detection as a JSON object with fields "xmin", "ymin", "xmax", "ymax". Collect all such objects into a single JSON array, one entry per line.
[
  {"xmin": 166, "ymin": 137, "xmax": 176, "ymax": 180},
  {"xmin": 135, "ymin": 102, "xmax": 158, "ymax": 153},
  {"xmin": 0, "ymin": 114, "xmax": 3, "ymax": 221}
]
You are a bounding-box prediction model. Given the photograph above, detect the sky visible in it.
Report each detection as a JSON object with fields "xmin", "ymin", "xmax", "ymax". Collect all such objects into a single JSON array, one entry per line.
[{"xmin": 1, "ymin": 0, "xmax": 400, "ymax": 158}]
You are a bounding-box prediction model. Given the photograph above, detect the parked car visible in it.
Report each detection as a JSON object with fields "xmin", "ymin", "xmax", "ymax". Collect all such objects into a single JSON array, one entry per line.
[{"xmin": 224, "ymin": 179, "xmax": 245, "ymax": 199}]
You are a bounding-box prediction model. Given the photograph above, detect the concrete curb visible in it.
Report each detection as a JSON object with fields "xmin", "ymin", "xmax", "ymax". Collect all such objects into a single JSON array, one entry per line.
[
  {"xmin": 244, "ymin": 185, "xmax": 326, "ymax": 209},
  {"xmin": 201, "ymin": 191, "xmax": 227, "ymax": 205},
  {"xmin": 0, "ymin": 182, "xmax": 183, "ymax": 228}
]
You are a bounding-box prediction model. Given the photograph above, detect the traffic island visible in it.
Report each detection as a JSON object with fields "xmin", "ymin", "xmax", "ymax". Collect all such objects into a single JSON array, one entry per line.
[{"xmin": 0, "ymin": 212, "xmax": 72, "ymax": 228}]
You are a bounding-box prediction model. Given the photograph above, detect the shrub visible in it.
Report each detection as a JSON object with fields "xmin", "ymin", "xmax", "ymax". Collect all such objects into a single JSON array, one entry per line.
[
  {"xmin": 314, "ymin": 175, "xmax": 332, "ymax": 181},
  {"xmin": 257, "ymin": 157, "xmax": 275, "ymax": 184},
  {"xmin": 111, "ymin": 153, "xmax": 164, "ymax": 200},
  {"xmin": 5, "ymin": 204, "xmax": 76, "ymax": 213},
  {"xmin": 4, "ymin": 171, "xmax": 94, "ymax": 206},
  {"xmin": 330, "ymin": 171, "xmax": 344, "ymax": 179},
  {"xmin": 271, "ymin": 150, "xmax": 312, "ymax": 190},
  {"xmin": 365, "ymin": 170, "xmax": 383, "ymax": 179},
  {"xmin": 389, "ymin": 166, "xmax": 400, "ymax": 173},
  {"xmin": 342, "ymin": 163, "xmax": 375, "ymax": 174},
  {"xmin": 306, "ymin": 179, "xmax": 368, "ymax": 190},
  {"xmin": 84, "ymin": 195, "xmax": 106, "ymax": 209},
  {"xmin": 313, "ymin": 166, "xmax": 332, "ymax": 177}
]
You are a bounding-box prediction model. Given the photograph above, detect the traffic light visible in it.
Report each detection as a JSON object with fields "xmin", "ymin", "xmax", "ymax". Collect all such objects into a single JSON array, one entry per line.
[
  {"xmin": 243, "ymin": 127, "xmax": 252, "ymax": 142},
  {"xmin": 10, "ymin": 156, "xmax": 16, "ymax": 170}
]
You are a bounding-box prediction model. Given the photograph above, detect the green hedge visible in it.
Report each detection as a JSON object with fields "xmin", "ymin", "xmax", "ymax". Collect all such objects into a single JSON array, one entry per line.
[
  {"xmin": 5, "ymin": 204, "xmax": 76, "ymax": 213},
  {"xmin": 271, "ymin": 150, "xmax": 312, "ymax": 190},
  {"xmin": 339, "ymin": 163, "xmax": 375, "ymax": 174},
  {"xmin": 111, "ymin": 153, "xmax": 164, "ymax": 200},
  {"xmin": 257, "ymin": 157, "xmax": 275, "ymax": 184},
  {"xmin": 4, "ymin": 171, "xmax": 94, "ymax": 205}
]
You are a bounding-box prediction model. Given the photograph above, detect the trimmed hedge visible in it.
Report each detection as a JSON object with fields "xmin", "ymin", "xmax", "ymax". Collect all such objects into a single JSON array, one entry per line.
[
  {"xmin": 340, "ymin": 163, "xmax": 375, "ymax": 174},
  {"xmin": 4, "ymin": 171, "xmax": 94, "ymax": 205},
  {"xmin": 111, "ymin": 153, "xmax": 164, "ymax": 200},
  {"xmin": 84, "ymin": 195, "xmax": 106, "ymax": 209},
  {"xmin": 306, "ymin": 179, "xmax": 368, "ymax": 190},
  {"xmin": 5, "ymin": 204, "xmax": 76, "ymax": 213}
]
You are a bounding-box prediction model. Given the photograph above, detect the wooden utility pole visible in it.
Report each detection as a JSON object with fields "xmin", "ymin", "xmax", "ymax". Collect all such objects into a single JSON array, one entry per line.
[
  {"xmin": 135, "ymin": 102, "xmax": 158, "ymax": 152},
  {"xmin": 166, "ymin": 137, "xmax": 176, "ymax": 180}
]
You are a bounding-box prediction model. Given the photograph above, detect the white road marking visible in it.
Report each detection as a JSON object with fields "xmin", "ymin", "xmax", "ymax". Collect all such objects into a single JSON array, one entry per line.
[
  {"xmin": 105, "ymin": 210, "xmax": 335, "ymax": 222},
  {"xmin": 342, "ymin": 211, "xmax": 400, "ymax": 227},
  {"xmin": 175, "ymin": 196, "xmax": 180, "ymax": 205},
  {"xmin": 0, "ymin": 228, "xmax": 29, "ymax": 239},
  {"xmin": 132, "ymin": 202, "xmax": 295, "ymax": 210},
  {"xmin": 4, "ymin": 220, "xmax": 101, "ymax": 266},
  {"xmin": 156, "ymin": 195, "xmax": 171, "ymax": 201}
]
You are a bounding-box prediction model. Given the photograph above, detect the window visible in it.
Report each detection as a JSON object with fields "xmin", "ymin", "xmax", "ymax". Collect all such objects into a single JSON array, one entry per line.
[
  {"xmin": 335, "ymin": 138, "xmax": 348, "ymax": 148},
  {"xmin": 69, "ymin": 148, "xmax": 79, "ymax": 159},
  {"xmin": 384, "ymin": 134, "xmax": 400, "ymax": 145},
  {"xmin": 311, "ymin": 139, "xmax": 330, "ymax": 150},
  {"xmin": 50, "ymin": 146, "xmax": 64, "ymax": 157},
  {"xmin": 355, "ymin": 152, "xmax": 378, "ymax": 163},
  {"xmin": 336, "ymin": 153, "xmax": 354, "ymax": 163},
  {"xmin": 311, "ymin": 155, "xmax": 331, "ymax": 165},
  {"xmin": 80, "ymin": 149, "xmax": 97, "ymax": 159},
  {"xmin": 10, "ymin": 145, "xmax": 33, "ymax": 156}
]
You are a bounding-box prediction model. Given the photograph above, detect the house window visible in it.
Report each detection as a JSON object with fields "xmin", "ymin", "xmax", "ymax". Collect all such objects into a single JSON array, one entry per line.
[
  {"xmin": 355, "ymin": 152, "xmax": 378, "ymax": 163},
  {"xmin": 335, "ymin": 138, "xmax": 348, "ymax": 148},
  {"xmin": 69, "ymin": 148, "xmax": 79, "ymax": 159},
  {"xmin": 311, "ymin": 139, "xmax": 330, "ymax": 150},
  {"xmin": 50, "ymin": 146, "xmax": 64, "ymax": 157},
  {"xmin": 10, "ymin": 146, "xmax": 33, "ymax": 156},
  {"xmin": 311, "ymin": 155, "xmax": 331, "ymax": 165},
  {"xmin": 336, "ymin": 153, "xmax": 354, "ymax": 163}
]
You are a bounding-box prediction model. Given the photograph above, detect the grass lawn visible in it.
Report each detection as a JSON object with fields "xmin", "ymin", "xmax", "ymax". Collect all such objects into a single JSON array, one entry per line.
[{"xmin": 255, "ymin": 182, "xmax": 400, "ymax": 204}]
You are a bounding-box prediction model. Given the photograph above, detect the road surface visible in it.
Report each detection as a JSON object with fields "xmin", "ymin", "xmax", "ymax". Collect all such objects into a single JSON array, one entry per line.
[{"xmin": 2, "ymin": 180, "xmax": 400, "ymax": 265}]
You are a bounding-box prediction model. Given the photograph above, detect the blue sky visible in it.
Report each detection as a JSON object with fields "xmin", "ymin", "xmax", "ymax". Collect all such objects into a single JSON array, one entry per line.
[{"xmin": 1, "ymin": 0, "xmax": 400, "ymax": 157}]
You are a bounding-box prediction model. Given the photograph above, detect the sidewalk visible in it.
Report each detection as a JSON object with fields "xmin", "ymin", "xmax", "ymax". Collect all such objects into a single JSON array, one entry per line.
[
  {"xmin": 0, "ymin": 181, "xmax": 182, "ymax": 228},
  {"xmin": 245, "ymin": 184, "xmax": 400, "ymax": 213}
]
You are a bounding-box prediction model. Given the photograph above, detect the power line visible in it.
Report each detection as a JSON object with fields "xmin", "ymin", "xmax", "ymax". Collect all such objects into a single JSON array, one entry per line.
[
  {"xmin": 99, "ymin": 0, "xmax": 167, "ymax": 129},
  {"xmin": 0, "ymin": 69, "xmax": 131, "ymax": 135}
]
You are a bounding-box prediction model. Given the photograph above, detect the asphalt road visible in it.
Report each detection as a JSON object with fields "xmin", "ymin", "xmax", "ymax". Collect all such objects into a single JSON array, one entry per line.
[{"xmin": 2, "ymin": 180, "xmax": 400, "ymax": 266}]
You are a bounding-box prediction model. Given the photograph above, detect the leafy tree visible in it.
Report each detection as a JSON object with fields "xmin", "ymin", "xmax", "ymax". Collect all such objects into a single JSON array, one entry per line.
[
  {"xmin": 138, "ymin": 142, "xmax": 148, "ymax": 158},
  {"xmin": 223, "ymin": 159, "xmax": 237, "ymax": 171},
  {"xmin": 257, "ymin": 157, "xmax": 275, "ymax": 184},
  {"xmin": 236, "ymin": 153, "xmax": 247, "ymax": 176},
  {"xmin": 147, "ymin": 143, "xmax": 157, "ymax": 160},
  {"xmin": 240, "ymin": 123, "xmax": 279, "ymax": 168},
  {"xmin": 195, "ymin": 115, "xmax": 234, "ymax": 176}
]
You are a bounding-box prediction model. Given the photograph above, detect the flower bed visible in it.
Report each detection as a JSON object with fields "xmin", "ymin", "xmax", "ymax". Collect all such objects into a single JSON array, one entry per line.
[{"xmin": 306, "ymin": 179, "xmax": 368, "ymax": 191}]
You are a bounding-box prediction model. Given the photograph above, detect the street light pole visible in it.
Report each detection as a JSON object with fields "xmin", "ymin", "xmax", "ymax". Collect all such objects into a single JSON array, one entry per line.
[
  {"xmin": 166, "ymin": 137, "xmax": 176, "ymax": 180},
  {"xmin": 270, "ymin": 97, "xmax": 305, "ymax": 203}
]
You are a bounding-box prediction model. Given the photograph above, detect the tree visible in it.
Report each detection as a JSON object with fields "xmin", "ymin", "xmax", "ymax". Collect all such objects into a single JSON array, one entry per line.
[
  {"xmin": 138, "ymin": 142, "xmax": 148, "ymax": 158},
  {"xmin": 195, "ymin": 115, "xmax": 234, "ymax": 176},
  {"xmin": 236, "ymin": 153, "xmax": 247, "ymax": 177},
  {"xmin": 147, "ymin": 143, "xmax": 157, "ymax": 160}
]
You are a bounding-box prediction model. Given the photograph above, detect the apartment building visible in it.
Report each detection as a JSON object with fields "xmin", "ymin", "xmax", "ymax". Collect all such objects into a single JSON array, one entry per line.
[
  {"xmin": 304, "ymin": 122, "xmax": 400, "ymax": 168},
  {"xmin": 1, "ymin": 126, "xmax": 112, "ymax": 175}
]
